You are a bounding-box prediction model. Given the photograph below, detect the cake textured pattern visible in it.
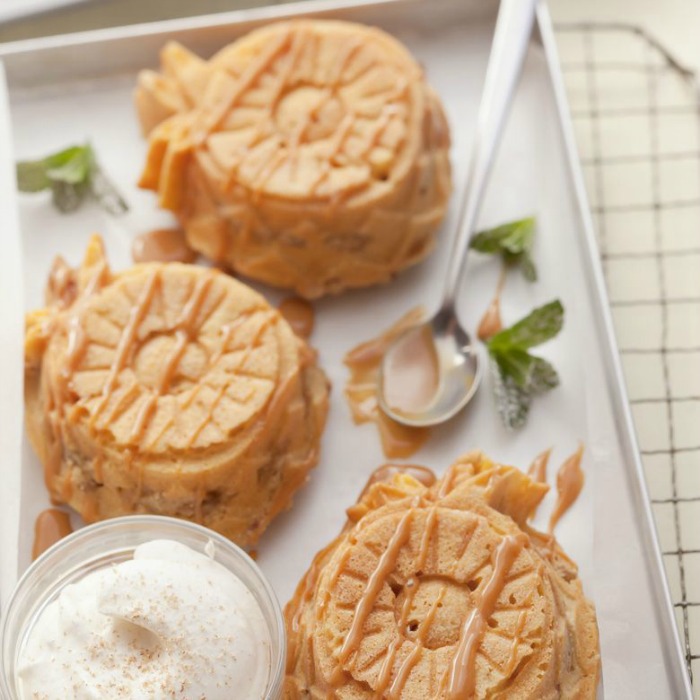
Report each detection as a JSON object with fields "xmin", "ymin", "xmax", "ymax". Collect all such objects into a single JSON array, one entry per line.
[
  {"xmin": 284, "ymin": 453, "xmax": 600, "ymax": 698},
  {"xmin": 25, "ymin": 236, "xmax": 329, "ymax": 546},
  {"xmin": 136, "ymin": 20, "xmax": 452, "ymax": 298}
]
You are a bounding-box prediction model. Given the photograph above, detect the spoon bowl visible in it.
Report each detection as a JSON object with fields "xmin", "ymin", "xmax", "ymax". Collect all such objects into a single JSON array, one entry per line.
[
  {"xmin": 378, "ymin": 311, "xmax": 482, "ymax": 427},
  {"xmin": 376, "ymin": 0, "xmax": 537, "ymax": 428}
]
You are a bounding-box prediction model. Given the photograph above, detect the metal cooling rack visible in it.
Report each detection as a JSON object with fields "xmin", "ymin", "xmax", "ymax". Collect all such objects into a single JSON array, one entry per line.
[{"xmin": 556, "ymin": 22, "xmax": 700, "ymax": 693}]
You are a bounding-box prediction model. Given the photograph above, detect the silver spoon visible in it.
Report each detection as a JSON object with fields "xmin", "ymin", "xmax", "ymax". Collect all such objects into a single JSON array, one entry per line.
[{"xmin": 378, "ymin": 0, "xmax": 539, "ymax": 427}]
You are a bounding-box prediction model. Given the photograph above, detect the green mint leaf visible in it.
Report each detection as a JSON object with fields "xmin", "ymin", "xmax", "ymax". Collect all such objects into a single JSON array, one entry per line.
[
  {"xmin": 489, "ymin": 356, "xmax": 532, "ymax": 430},
  {"xmin": 528, "ymin": 356, "xmax": 559, "ymax": 394},
  {"xmin": 470, "ymin": 217, "xmax": 537, "ymax": 281},
  {"xmin": 488, "ymin": 299, "xmax": 564, "ymax": 352},
  {"xmin": 488, "ymin": 350, "xmax": 560, "ymax": 429},
  {"xmin": 470, "ymin": 228, "xmax": 508, "ymax": 254},
  {"xmin": 17, "ymin": 145, "xmax": 88, "ymax": 192},
  {"xmin": 491, "ymin": 347, "xmax": 561, "ymax": 392},
  {"xmin": 15, "ymin": 143, "xmax": 128, "ymax": 216},
  {"xmin": 43, "ymin": 145, "xmax": 90, "ymax": 169},
  {"xmin": 45, "ymin": 145, "xmax": 93, "ymax": 185},
  {"xmin": 51, "ymin": 180, "xmax": 88, "ymax": 213},
  {"xmin": 16, "ymin": 161, "xmax": 51, "ymax": 192},
  {"xmin": 499, "ymin": 217, "xmax": 535, "ymax": 255},
  {"xmin": 486, "ymin": 299, "xmax": 563, "ymax": 429},
  {"xmin": 519, "ymin": 251, "xmax": 537, "ymax": 282},
  {"xmin": 491, "ymin": 346, "xmax": 534, "ymax": 388}
]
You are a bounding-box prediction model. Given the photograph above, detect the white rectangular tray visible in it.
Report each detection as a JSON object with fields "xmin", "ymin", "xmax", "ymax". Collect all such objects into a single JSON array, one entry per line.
[{"xmin": 0, "ymin": 0, "xmax": 691, "ymax": 696}]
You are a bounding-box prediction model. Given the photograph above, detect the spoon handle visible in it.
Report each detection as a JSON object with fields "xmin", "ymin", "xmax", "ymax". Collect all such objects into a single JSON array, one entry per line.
[{"xmin": 439, "ymin": 0, "xmax": 538, "ymax": 314}]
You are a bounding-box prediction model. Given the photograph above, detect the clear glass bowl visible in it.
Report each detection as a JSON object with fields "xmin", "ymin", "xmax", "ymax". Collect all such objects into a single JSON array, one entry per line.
[{"xmin": 1, "ymin": 515, "xmax": 285, "ymax": 699}]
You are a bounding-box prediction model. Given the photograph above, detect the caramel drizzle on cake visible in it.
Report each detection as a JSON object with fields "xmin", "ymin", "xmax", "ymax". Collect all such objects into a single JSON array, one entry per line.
[
  {"xmin": 136, "ymin": 21, "xmax": 451, "ymax": 299},
  {"xmin": 329, "ymin": 470, "xmax": 535, "ymax": 698},
  {"xmin": 333, "ymin": 501, "xmax": 417, "ymax": 682},
  {"xmin": 56, "ymin": 265, "xmax": 278, "ymax": 453},
  {"xmin": 26, "ymin": 236, "xmax": 329, "ymax": 547},
  {"xmin": 284, "ymin": 455, "xmax": 599, "ymax": 699},
  {"xmin": 376, "ymin": 505, "xmax": 442, "ymax": 698},
  {"xmin": 128, "ymin": 272, "xmax": 215, "ymax": 442},
  {"xmin": 439, "ymin": 534, "xmax": 528, "ymax": 698},
  {"xmin": 89, "ymin": 269, "xmax": 161, "ymax": 427}
]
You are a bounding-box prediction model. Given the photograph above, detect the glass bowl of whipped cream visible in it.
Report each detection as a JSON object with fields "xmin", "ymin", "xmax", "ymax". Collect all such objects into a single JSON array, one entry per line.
[{"xmin": 1, "ymin": 515, "xmax": 285, "ymax": 700}]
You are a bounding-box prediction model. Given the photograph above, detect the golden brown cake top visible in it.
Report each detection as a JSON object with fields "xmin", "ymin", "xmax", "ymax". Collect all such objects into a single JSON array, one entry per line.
[
  {"xmin": 285, "ymin": 453, "xmax": 600, "ymax": 699},
  {"xmin": 26, "ymin": 236, "xmax": 310, "ymax": 457},
  {"xmin": 137, "ymin": 19, "xmax": 448, "ymax": 207}
]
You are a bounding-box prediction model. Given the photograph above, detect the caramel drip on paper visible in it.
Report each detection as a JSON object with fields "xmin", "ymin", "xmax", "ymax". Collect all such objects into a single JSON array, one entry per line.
[
  {"xmin": 375, "ymin": 412, "xmax": 429, "ymax": 460},
  {"xmin": 93, "ymin": 455, "xmax": 104, "ymax": 484},
  {"xmin": 477, "ymin": 267, "xmax": 506, "ymax": 341},
  {"xmin": 278, "ymin": 297, "xmax": 315, "ymax": 339},
  {"xmin": 440, "ymin": 534, "xmax": 527, "ymax": 699},
  {"xmin": 334, "ymin": 506, "xmax": 415, "ymax": 680},
  {"xmin": 344, "ymin": 309, "xmax": 429, "ymax": 458},
  {"xmin": 32, "ymin": 509, "xmax": 73, "ymax": 560},
  {"xmin": 131, "ymin": 228, "xmax": 196, "ymax": 264},
  {"xmin": 527, "ymin": 448, "xmax": 552, "ymax": 484},
  {"xmin": 548, "ymin": 444, "xmax": 585, "ymax": 534}
]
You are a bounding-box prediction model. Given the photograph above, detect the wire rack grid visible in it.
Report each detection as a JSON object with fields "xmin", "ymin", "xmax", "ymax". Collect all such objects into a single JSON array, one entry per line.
[{"xmin": 556, "ymin": 23, "xmax": 700, "ymax": 694}]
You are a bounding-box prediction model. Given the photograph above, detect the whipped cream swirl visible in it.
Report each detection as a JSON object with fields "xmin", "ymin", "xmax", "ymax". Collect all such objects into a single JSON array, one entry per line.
[{"xmin": 18, "ymin": 539, "xmax": 271, "ymax": 699}]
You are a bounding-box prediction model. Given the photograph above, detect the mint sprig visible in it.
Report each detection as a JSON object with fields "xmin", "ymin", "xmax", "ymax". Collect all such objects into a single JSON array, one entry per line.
[
  {"xmin": 16, "ymin": 144, "xmax": 128, "ymax": 215},
  {"xmin": 471, "ymin": 216, "xmax": 537, "ymax": 281},
  {"xmin": 486, "ymin": 300, "xmax": 564, "ymax": 429}
]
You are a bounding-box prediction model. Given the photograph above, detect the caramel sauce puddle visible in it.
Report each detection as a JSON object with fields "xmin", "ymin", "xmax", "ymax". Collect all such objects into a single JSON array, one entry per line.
[{"xmin": 344, "ymin": 309, "xmax": 429, "ymax": 458}]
